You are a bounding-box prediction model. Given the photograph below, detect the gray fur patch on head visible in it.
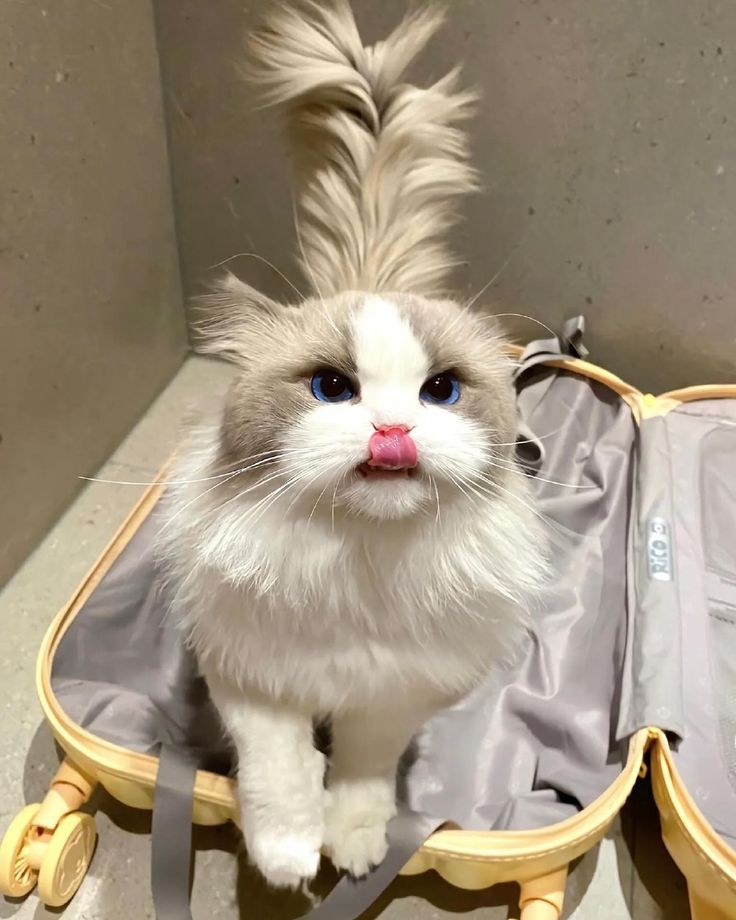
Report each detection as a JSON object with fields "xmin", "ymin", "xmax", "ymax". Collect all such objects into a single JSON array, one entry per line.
[
  {"xmin": 197, "ymin": 277, "xmax": 360, "ymax": 468},
  {"xmin": 389, "ymin": 293, "xmax": 517, "ymax": 460}
]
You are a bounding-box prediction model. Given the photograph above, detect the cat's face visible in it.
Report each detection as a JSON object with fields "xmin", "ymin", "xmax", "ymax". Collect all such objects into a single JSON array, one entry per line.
[{"xmin": 208, "ymin": 276, "xmax": 517, "ymax": 522}]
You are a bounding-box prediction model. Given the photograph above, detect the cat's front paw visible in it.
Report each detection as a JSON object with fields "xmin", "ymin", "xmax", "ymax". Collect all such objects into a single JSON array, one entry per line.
[
  {"xmin": 323, "ymin": 781, "xmax": 396, "ymax": 877},
  {"xmin": 246, "ymin": 826, "xmax": 322, "ymax": 889}
]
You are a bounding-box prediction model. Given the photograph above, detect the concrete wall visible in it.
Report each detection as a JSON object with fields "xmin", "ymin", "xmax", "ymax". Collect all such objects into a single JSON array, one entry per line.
[
  {"xmin": 1, "ymin": 1, "xmax": 188, "ymax": 584},
  {"xmin": 154, "ymin": 0, "xmax": 735, "ymax": 392}
]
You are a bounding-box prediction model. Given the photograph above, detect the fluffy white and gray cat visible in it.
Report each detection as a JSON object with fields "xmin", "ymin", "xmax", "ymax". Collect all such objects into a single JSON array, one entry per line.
[{"xmin": 158, "ymin": 0, "xmax": 546, "ymax": 890}]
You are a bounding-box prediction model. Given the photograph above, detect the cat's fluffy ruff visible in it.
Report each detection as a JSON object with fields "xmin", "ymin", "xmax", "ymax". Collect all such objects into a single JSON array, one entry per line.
[{"xmin": 158, "ymin": 1, "xmax": 547, "ymax": 891}]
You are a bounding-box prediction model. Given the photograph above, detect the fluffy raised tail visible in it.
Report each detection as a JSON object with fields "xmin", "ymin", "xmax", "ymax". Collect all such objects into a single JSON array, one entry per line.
[{"xmin": 249, "ymin": 1, "xmax": 478, "ymax": 297}]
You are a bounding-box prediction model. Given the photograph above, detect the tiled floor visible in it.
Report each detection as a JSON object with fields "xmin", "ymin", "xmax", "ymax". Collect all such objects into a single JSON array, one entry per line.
[{"xmin": 0, "ymin": 356, "xmax": 692, "ymax": 919}]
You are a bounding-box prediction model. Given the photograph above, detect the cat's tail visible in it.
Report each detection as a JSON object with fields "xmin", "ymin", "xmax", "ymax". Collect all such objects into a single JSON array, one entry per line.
[{"xmin": 248, "ymin": 1, "xmax": 478, "ymax": 297}]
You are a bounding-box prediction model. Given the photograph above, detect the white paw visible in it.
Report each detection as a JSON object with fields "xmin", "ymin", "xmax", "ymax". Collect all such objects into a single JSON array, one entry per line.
[
  {"xmin": 246, "ymin": 827, "xmax": 322, "ymax": 889},
  {"xmin": 323, "ymin": 783, "xmax": 396, "ymax": 877}
]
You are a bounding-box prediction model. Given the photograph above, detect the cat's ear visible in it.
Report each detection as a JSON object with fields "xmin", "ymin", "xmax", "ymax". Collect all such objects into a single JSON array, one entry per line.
[{"xmin": 192, "ymin": 272, "xmax": 287, "ymax": 364}]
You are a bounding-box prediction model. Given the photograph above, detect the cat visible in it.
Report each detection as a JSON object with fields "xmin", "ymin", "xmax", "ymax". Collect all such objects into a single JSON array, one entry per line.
[{"xmin": 157, "ymin": 0, "xmax": 547, "ymax": 890}]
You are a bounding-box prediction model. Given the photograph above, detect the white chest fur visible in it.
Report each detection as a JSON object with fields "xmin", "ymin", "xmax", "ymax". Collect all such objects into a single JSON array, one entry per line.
[{"xmin": 162, "ymin": 474, "xmax": 535, "ymax": 715}]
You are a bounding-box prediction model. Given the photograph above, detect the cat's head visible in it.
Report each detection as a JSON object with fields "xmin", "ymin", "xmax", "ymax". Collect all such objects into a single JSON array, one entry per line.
[{"xmin": 200, "ymin": 273, "xmax": 518, "ymax": 523}]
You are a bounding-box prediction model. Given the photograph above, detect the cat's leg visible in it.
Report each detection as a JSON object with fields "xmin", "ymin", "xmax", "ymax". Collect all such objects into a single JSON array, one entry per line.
[
  {"xmin": 324, "ymin": 706, "xmax": 427, "ymax": 877},
  {"xmin": 207, "ymin": 674, "xmax": 325, "ymax": 889}
]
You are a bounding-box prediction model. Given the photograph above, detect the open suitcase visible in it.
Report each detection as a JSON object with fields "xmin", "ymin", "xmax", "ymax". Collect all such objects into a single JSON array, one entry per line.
[{"xmin": 2, "ymin": 330, "xmax": 736, "ymax": 920}]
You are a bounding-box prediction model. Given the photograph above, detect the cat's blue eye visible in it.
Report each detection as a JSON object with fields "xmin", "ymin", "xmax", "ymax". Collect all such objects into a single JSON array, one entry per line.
[
  {"xmin": 420, "ymin": 372, "xmax": 461, "ymax": 405},
  {"xmin": 310, "ymin": 369, "xmax": 355, "ymax": 402}
]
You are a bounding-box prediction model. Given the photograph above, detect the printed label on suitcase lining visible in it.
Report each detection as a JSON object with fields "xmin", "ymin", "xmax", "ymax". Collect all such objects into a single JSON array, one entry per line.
[{"xmin": 648, "ymin": 517, "xmax": 673, "ymax": 581}]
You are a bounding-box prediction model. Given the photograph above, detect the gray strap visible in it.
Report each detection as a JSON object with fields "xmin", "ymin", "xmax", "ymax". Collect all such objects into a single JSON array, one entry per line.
[
  {"xmin": 151, "ymin": 745, "xmax": 443, "ymax": 920},
  {"xmin": 513, "ymin": 314, "xmax": 589, "ymax": 382},
  {"xmin": 299, "ymin": 810, "xmax": 445, "ymax": 919},
  {"xmin": 152, "ymin": 745, "xmax": 196, "ymax": 920},
  {"xmin": 561, "ymin": 315, "xmax": 589, "ymax": 359},
  {"xmin": 616, "ymin": 416, "xmax": 685, "ymax": 741}
]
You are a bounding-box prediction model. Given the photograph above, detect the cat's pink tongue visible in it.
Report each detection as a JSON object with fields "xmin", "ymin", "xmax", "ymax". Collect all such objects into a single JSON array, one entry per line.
[{"xmin": 368, "ymin": 427, "xmax": 418, "ymax": 470}]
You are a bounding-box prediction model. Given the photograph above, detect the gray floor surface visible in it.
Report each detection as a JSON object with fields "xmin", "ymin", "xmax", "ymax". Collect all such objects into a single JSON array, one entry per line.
[{"xmin": 0, "ymin": 356, "xmax": 693, "ymax": 919}]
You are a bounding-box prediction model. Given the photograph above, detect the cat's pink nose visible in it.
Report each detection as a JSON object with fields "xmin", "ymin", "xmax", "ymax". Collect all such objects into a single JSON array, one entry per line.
[{"xmin": 368, "ymin": 426, "xmax": 418, "ymax": 469}]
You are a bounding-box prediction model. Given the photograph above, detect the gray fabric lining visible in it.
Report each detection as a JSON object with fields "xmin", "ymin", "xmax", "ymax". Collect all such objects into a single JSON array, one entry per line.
[{"xmin": 51, "ymin": 514, "xmax": 232, "ymax": 773}]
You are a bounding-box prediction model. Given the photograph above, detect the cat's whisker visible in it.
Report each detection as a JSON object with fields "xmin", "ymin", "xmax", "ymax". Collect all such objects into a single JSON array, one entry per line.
[
  {"xmin": 220, "ymin": 483, "xmax": 297, "ymax": 539},
  {"xmin": 157, "ymin": 468, "xmax": 245, "ymax": 535},
  {"xmin": 472, "ymin": 424, "xmax": 568, "ymax": 448},
  {"xmin": 434, "ymin": 460, "xmax": 515, "ymax": 508},
  {"xmin": 307, "ymin": 477, "xmax": 334, "ymax": 525},
  {"xmin": 484, "ymin": 455, "xmax": 597, "ymax": 491},
  {"xmin": 457, "ymin": 469, "xmax": 565, "ymax": 537},
  {"xmin": 452, "ymin": 473, "xmax": 491, "ymax": 508},
  {"xmin": 330, "ymin": 474, "xmax": 343, "ymax": 533},
  {"xmin": 188, "ymin": 454, "xmax": 331, "ymax": 531},
  {"xmin": 208, "ymin": 251, "xmax": 305, "ymax": 301},
  {"xmin": 488, "ymin": 481, "xmax": 563, "ymax": 535},
  {"xmin": 433, "ymin": 464, "xmax": 478, "ymax": 507},
  {"xmin": 430, "ymin": 474, "xmax": 441, "ymax": 525},
  {"xmin": 285, "ymin": 462, "xmax": 340, "ymax": 518},
  {"xmin": 210, "ymin": 456, "xmax": 336, "ymax": 530},
  {"xmin": 208, "ymin": 469, "xmax": 307, "ymax": 529},
  {"xmin": 464, "ymin": 253, "xmax": 515, "ymax": 311},
  {"xmin": 80, "ymin": 446, "xmax": 321, "ymax": 488},
  {"xmin": 481, "ymin": 312, "xmax": 559, "ymax": 340},
  {"xmin": 243, "ymin": 477, "xmax": 305, "ymax": 529},
  {"xmin": 161, "ymin": 461, "xmax": 305, "ymax": 534},
  {"xmin": 430, "ymin": 244, "xmax": 524, "ymax": 349},
  {"xmin": 243, "ymin": 463, "xmax": 335, "ymax": 533},
  {"xmin": 438, "ymin": 465, "xmax": 496, "ymax": 507}
]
